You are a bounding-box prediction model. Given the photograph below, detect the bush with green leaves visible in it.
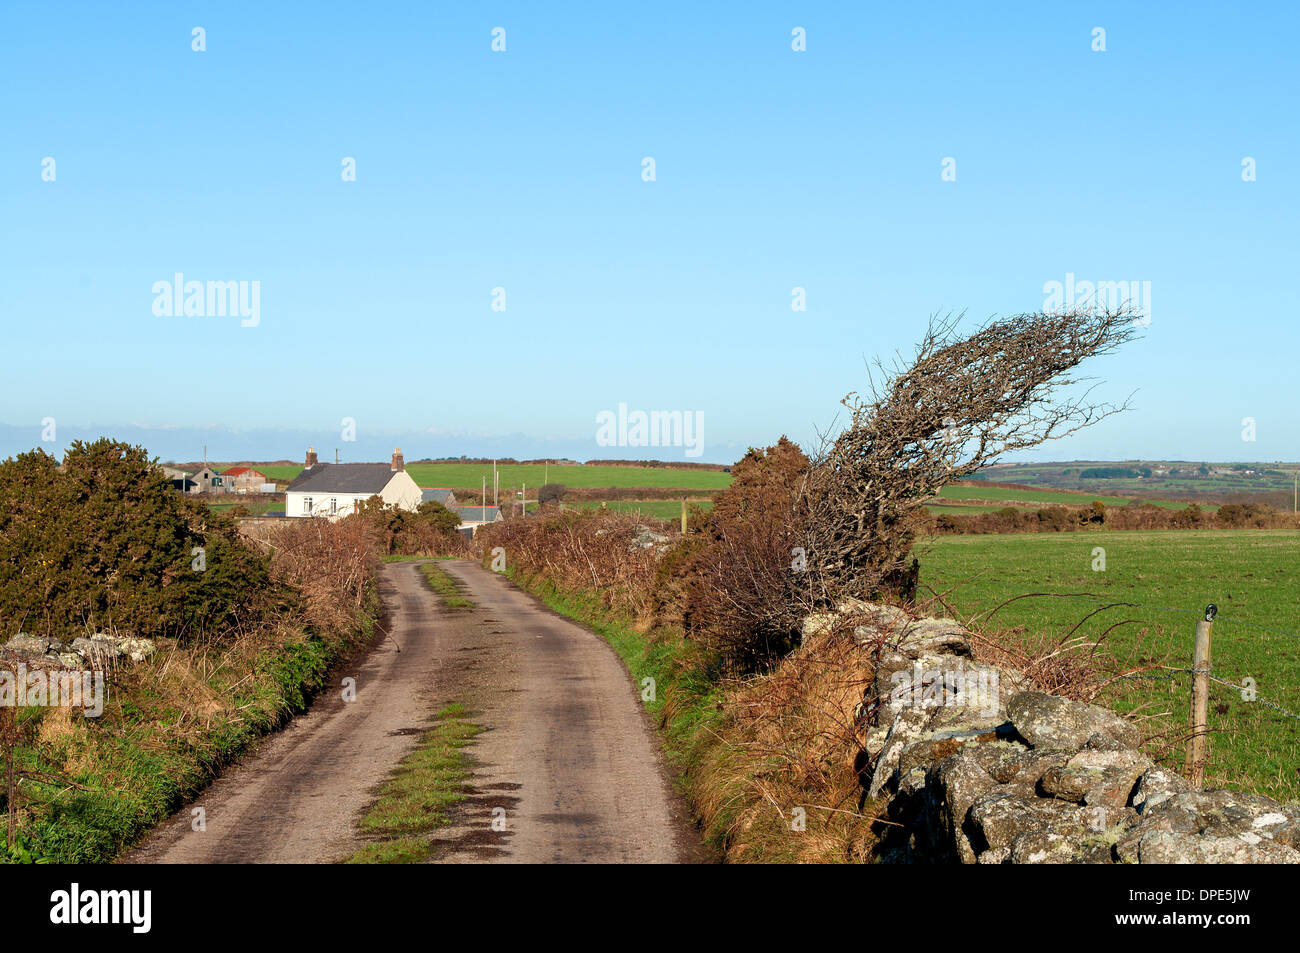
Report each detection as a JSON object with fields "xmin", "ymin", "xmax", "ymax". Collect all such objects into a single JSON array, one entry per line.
[{"xmin": 0, "ymin": 439, "xmax": 277, "ymax": 641}]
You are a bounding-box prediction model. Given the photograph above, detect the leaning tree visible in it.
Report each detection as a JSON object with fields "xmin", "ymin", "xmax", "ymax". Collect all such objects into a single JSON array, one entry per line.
[{"xmin": 800, "ymin": 305, "xmax": 1140, "ymax": 608}]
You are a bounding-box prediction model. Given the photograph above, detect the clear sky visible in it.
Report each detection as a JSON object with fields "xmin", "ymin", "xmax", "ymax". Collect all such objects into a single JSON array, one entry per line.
[{"xmin": 2, "ymin": 1, "xmax": 1296, "ymax": 465}]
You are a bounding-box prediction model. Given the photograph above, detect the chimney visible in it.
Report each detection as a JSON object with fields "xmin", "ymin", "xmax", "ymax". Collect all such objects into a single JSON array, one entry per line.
[
  {"xmin": 391, "ymin": 447, "xmax": 404, "ymax": 472},
  {"xmin": 305, "ymin": 447, "xmax": 318, "ymax": 469}
]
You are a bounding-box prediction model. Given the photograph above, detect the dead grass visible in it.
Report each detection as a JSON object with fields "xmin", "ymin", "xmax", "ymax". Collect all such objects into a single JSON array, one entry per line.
[{"xmin": 690, "ymin": 624, "xmax": 886, "ymax": 863}]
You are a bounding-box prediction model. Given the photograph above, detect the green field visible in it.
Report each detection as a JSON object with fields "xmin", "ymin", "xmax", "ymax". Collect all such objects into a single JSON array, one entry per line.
[
  {"xmin": 216, "ymin": 462, "xmax": 732, "ymax": 491},
  {"xmin": 920, "ymin": 530, "xmax": 1300, "ymax": 801},
  {"xmin": 206, "ymin": 500, "xmax": 282, "ymax": 517},
  {"xmin": 567, "ymin": 499, "xmax": 716, "ymax": 520}
]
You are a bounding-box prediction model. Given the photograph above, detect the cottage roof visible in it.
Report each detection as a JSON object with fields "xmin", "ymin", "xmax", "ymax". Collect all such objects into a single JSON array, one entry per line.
[
  {"xmin": 453, "ymin": 505, "xmax": 501, "ymax": 522},
  {"xmin": 286, "ymin": 463, "xmax": 397, "ymax": 495}
]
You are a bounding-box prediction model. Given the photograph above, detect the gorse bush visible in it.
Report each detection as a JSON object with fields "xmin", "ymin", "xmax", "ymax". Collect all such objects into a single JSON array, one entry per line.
[
  {"xmin": 537, "ymin": 483, "xmax": 566, "ymax": 506},
  {"xmin": 673, "ymin": 437, "xmax": 812, "ymax": 672},
  {"xmin": 352, "ymin": 497, "xmax": 465, "ymax": 557},
  {"xmin": 0, "ymin": 439, "xmax": 277, "ymax": 641}
]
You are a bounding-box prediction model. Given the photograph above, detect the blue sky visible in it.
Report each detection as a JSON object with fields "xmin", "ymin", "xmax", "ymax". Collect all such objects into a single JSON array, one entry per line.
[{"xmin": 2, "ymin": 2, "xmax": 1296, "ymax": 464}]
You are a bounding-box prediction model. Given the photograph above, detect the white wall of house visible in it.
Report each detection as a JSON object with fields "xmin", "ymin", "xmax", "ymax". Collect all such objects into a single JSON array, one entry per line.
[
  {"xmin": 285, "ymin": 470, "xmax": 422, "ymax": 520},
  {"xmin": 379, "ymin": 470, "xmax": 422, "ymax": 511},
  {"xmin": 285, "ymin": 491, "xmax": 372, "ymax": 519}
]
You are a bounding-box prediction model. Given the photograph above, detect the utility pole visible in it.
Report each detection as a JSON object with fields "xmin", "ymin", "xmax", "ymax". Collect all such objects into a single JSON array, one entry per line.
[
  {"xmin": 493, "ymin": 459, "xmax": 498, "ymax": 507},
  {"xmin": 482, "ymin": 476, "xmax": 486, "ymax": 522}
]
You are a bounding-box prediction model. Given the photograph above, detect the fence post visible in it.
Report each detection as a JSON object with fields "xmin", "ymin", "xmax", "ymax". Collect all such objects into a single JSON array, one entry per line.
[
  {"xmin": 681, "ymin": 497, "xmax": 687, "ymax": 535},
  {"xmin": 1186, "ymin": 603, "xmax": 1216, "ymax": 789}
]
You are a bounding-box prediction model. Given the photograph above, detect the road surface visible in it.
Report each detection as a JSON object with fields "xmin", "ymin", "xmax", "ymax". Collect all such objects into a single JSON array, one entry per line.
[{"xmin": 126, "ymin": 560, "xmax": 699, "ymax": 864}]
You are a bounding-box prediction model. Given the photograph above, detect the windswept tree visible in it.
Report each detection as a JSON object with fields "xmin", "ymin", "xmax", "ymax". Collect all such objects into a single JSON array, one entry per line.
[{"xmin": 802, "ymin": 305, "xmax": 1139, "ymax": 608}]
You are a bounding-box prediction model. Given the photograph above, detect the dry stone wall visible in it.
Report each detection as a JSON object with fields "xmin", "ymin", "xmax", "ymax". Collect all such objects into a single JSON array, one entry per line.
[{"xmin": 802, "ymin": 602, "xmax": 1300, "ymax": 864}]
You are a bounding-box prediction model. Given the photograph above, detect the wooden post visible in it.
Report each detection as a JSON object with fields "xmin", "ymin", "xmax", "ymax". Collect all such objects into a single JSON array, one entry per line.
[
  {"xmin": 681, "ymin": 497, "xmax": 687, "ymax": 535},
  {"xmin": 1186, "ymin": 604, "xmax": 1216, "ymax": 789},
  {"xmin": 3, "ymin": 708, "xmax": 14, "ymax": 849}
]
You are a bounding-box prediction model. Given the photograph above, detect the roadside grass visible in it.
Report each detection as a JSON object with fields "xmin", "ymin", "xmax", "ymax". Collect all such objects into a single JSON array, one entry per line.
[
  {"xmin": 921, "ymin": 529, "xmax": 1300, "ymax": 802},
  {"xmin": 343, "ymin": 704, "xmax": 481, "ymax": 864},
  {"xmin": 419, "ymin": 562, "xmax": 475, "ymax": 608},
  {"xmin": 12, "ymin": 600, "xmax": 381, "ymax": 863}
]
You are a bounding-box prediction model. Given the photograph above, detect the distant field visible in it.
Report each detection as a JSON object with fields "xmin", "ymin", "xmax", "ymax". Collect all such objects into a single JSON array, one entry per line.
[
  {"xmin": 977, "ymin": 461, "xmax": 1299, "ymax": 501},
  {"xmin": 214, "ymin": 462, "xmax": 733, "ymax": 491},
  {"xmin": 206, "ymin": 500, "xmax": 282, "ymax": 517},
  {"xmin": 921, "ymin": 530, "xmax": 1300, "ymax": 802},
  {"xmin": 567, "ymin": 499, "xmax": 715, "ymax": 520},
  {"xmin": 936, "ymin": 484, "xmax": 1201, "ymax": 510}
]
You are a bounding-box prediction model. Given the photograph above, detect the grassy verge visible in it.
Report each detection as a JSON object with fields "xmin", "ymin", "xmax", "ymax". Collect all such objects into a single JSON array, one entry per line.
[
  {"xmin": 419, "ymin": 562, "xmax": 475, "ymax": 608},
  {"xmin": 8, "ymin": 587, "xmax": 382, "ymax": 864},
  {"xmin": 343, "ymin": 704, "xmax": 481, "ymax": 864}
]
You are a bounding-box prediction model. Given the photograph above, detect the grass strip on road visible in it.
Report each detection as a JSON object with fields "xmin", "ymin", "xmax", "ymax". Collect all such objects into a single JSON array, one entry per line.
[
  {"xmin": 343, "ymin": 704, "xmax": 481, "ymax": 864},
  {"xmin": 420, "ymin": 562, "xmax": 475, "ymax": 608}
]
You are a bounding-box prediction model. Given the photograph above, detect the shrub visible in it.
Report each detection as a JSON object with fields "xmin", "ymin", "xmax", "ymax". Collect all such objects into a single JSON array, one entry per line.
[
  {"xmin": 352, "ymin": 497, "xmax": 464, "ymax": 557},
  {"xmin": 674, "ymin": 437, "xmax": 811, "ymax": 672},
  {"xmin": 538, "ymin": 483, "xmax": 566, "ymax": 506},
  {"xmin": 0, "ymin": 439, "xmax": 276, "ymax": 641}
]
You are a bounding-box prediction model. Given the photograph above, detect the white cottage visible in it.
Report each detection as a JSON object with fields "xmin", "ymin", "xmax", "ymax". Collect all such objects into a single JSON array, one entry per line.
[{"xmin": 284, "ymin": 448, "xmax": 422, "ymax": 519}]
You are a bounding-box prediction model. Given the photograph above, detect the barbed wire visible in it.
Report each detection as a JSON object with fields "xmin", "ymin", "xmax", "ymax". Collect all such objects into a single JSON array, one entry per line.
[{"xmin": 1113, "ymin": 667, "xmax": 1300, "ymax": 724}]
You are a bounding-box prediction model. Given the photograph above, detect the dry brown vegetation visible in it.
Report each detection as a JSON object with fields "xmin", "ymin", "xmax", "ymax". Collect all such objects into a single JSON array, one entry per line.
[{"xmin": 928, "ymin": 500, "xmax": 1297, "ymax": 535}]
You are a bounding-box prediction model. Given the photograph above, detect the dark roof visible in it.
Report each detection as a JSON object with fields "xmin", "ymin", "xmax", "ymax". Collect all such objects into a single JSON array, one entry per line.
[
  {"xmin": 286, "ymin": 463, "xmax": 398, "ymax": 495},
  {"xmin": 421, "ymin": 487, "xmax": 456, "ymax": 505},
  {"xmin": 454, "ymin": 505, "xmax": 501, "ymax": 522}
]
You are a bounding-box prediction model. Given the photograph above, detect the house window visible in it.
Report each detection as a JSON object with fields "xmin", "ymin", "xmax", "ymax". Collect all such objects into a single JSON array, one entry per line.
[
  {"xmin": 303, "ymin": 496, "xmax": 313, "ymax": 514},
  {"xmin": 329, "ymin": 498, "xmax": 337, "ymax": 515}
]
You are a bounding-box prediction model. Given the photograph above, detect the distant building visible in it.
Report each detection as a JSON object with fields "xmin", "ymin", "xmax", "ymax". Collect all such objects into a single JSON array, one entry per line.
[
  {"xmin": 420, "ymin": 487, "xmax": 458, "ymax": 507},
  {"xmin": 221, "ymin": 466, "xmax": 269, "ymax": 494},
  {"xmin": 189, "ymin": 466, "xmax": 226, "ymax": 494},
  {"xmin": 161, "ymin": 466, "xmax": 198, "ymax": 493},
  {"xmin": 454, "ymin": 504, "xmax": 503, "ymax": 535},
  {"xmin": 284, "ymin": 448, "xmax": 421, "ymax": 519}
]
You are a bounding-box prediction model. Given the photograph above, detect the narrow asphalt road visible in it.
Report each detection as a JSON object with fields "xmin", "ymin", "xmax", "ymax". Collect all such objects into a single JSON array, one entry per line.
[{"xmin": 126, "ymin": 560, "xmax": 698, "ymax": 864}]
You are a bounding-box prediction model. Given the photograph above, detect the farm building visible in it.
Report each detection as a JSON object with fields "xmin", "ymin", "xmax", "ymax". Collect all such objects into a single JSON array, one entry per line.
[
  {"xmin": 454, "ymin": 504, "xmax": 503, "ymax": 535},
  {"xmin": 284, "ymin": 448, "xmax": 421, "ymax": 519},
  {"xmin": 189, "ymin": 466, "xmax": 226, "ymax": 494},
  {"xmin": 420, "ymin": 487, "xmax": 458, "ymax": 507},
  {"xmin": 161, "ymin": 466, "xmax": 198, "ymax": 493},
  {"xmin": 220, "ymin": 466, "xmax": 270, "ymax": 493}
]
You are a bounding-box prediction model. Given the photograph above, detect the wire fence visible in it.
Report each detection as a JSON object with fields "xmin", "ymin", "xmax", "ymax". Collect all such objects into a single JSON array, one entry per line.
[{"xmin": 923, "ymin": 575, "xmax": 1300, "ymax": 796}]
